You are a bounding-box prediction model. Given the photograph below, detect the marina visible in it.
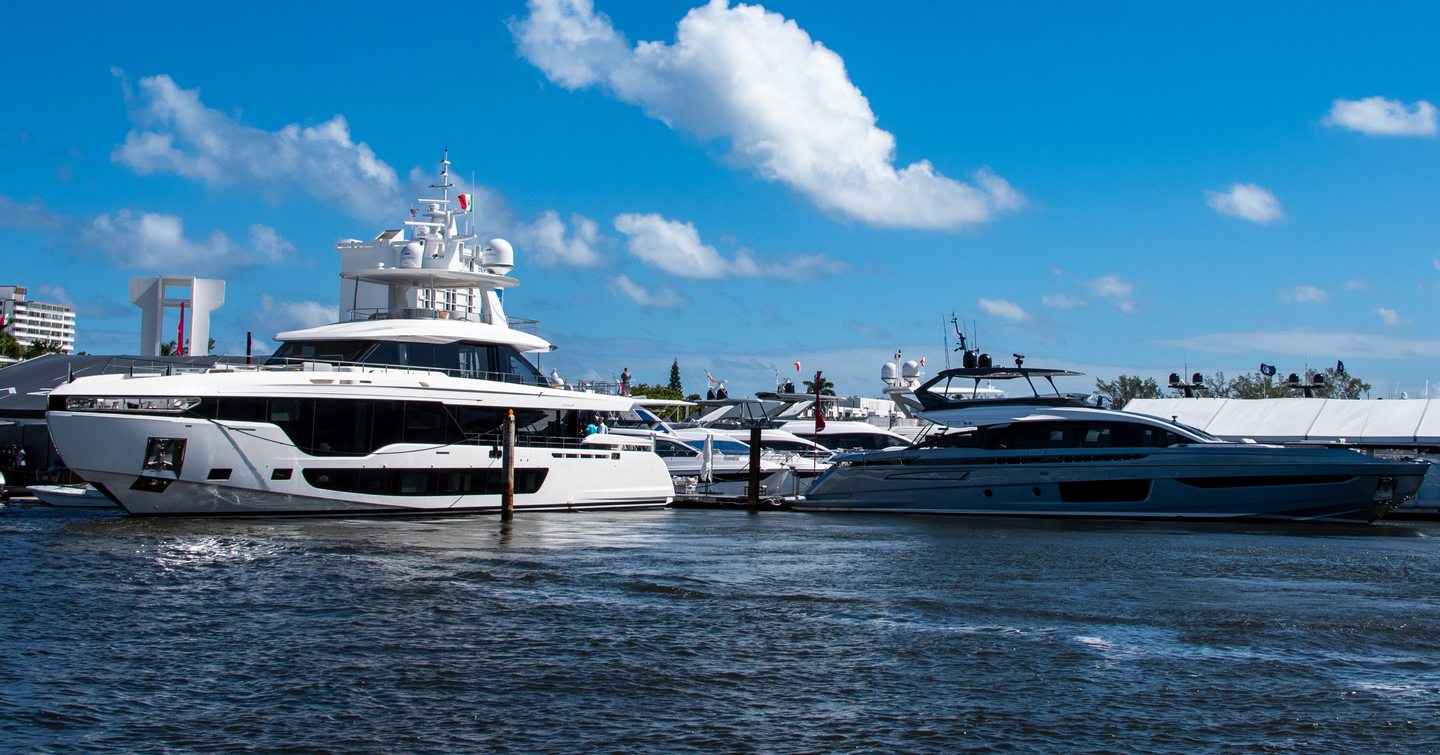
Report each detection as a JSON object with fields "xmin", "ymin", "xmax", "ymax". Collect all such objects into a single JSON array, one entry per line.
[{"xmin": 3, "ymin": 1, "xmax": 1439, "ymax": 751}]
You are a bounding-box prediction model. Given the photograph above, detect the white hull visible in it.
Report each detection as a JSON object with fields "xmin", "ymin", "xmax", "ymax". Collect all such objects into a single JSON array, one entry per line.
[
  {"xmin": 49, "ymin": 410, "xmax": 672, "ymax": 516},
  {"xmin": 27, "ymin": 484, "xmax": 118, "ymax": 508}
]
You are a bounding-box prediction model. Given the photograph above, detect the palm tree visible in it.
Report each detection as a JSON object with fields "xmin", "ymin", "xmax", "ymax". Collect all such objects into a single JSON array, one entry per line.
[{"xmin": 802, "ymin": 375, "xmax": 836, "ymax": 396}]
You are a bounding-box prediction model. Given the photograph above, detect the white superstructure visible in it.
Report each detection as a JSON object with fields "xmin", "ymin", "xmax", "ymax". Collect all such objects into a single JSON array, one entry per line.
[{"xmin": 45, "ymin": 154, "xmax": 673, "ymax": 516}]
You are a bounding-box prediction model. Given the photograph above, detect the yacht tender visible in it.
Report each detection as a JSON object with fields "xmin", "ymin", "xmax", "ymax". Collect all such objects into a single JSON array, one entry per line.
[
  {"xmin": 46, "ymin": 155, "xmax": 673, "ymax": 516},
  {"xmin": 796, "ymin": 356, "xmax": 1426, "ymax": 523}
]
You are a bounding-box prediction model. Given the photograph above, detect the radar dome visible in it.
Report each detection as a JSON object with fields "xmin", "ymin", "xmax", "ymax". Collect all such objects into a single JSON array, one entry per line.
[
  {"xmin": 398, "ymin": 240, "xmax": 424, "ymax": 268},
  {"xmin": 881, "ymin": 362, "xmax": 898, "ymax": 381},
  {"xmin": 482, "ymin": 238, "xmax": 514, "ymax": 275},
  {"xmin": 901, "ymin": 360, "xmax": 920, "ymax": 379}
]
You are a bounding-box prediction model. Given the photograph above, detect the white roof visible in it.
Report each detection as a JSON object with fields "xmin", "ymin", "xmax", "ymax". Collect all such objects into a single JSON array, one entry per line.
[
  {"xmin": 276, "ymin": 319, "xmax": 552, "ymax": 352},
  {"xmin": 1126, "ymin": 397, "xmax": 1440, "ymax": 445}
]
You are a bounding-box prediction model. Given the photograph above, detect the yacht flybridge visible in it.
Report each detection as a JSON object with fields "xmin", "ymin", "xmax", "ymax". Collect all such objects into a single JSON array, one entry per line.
[
  {"xmin": 46, "ymin": 154, "xmax": 673, "ymax": 516},
  {"xmin": 797, "ymin": 352, "xmax": 1427, "ymax": 523}
]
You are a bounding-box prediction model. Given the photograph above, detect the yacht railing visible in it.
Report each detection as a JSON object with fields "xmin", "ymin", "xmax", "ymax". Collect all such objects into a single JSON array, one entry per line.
[{"xmin": 343, "ymin": 307, "xmax": 541, "ymax": 335}]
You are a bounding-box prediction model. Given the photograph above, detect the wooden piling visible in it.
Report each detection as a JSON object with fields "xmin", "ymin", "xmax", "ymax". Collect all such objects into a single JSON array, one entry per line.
[
  {"xmin": 747, "ymin": 424, "xmax": 762, "ymax": 510},
  {"xmin": 502, "ymin": 409, "xmax": 515, "ymax": 520}
]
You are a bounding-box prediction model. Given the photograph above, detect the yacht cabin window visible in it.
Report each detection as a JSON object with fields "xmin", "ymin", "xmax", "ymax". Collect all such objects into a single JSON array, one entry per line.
[{"xmin": 268, "ymin": 339, "xmax": 546, "ymax": 385}]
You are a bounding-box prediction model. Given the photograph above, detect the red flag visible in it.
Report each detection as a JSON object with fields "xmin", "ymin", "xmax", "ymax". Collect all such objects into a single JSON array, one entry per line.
[
  {"xmin": 813, "ymin": 370, "xmax": 826, "ymax": 433},
  {"xmin": 793, "ymin": 361, "xmax": 801, "ymax": 372},
  {"xmin": 177, "ymin": 300, "xmax": 186, "ymax": 356},
  {"xmin": 920, "ymin": 357, "xmax": 926, "ymax": 367}
]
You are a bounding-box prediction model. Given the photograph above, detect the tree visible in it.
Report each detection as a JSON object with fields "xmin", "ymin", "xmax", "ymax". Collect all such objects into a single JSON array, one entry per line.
[
  {"xmin": 0, "ymin": 332, "xmax": 22, "ymax": 360},
  {"xmin": 629, "ymin": 382, "xmax": 686, "ymax": 421},
  {"xmin": 1094, "ymin": 375, "xmax": 1164, "ymax": 408},
  {"xmin": 1191, "ymin": 368, "xmax": 1370, "ymax": 399},
  {"xmin": 21, "ymin": 340, "xmax": 64, "ymax": 359},
  {"xmin": 1310, "ymin": 367, "xmax": 1371, "ymax": 399},
  {"xmin": 1226, "ymin": 372, "xmax": 1291, "ymax": 399},
  {"xmin": 803, "ymin": 375, "xmax": 836, "ymax": 396},
  {"xmin": 668, "ymin": 359, "xmax": 682, "ymax": 393}
]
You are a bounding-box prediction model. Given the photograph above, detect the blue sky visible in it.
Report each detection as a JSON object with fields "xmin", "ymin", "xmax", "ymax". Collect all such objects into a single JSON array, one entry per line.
[{"xmin": 2, "ymin": 1, "xmax": 1437, "ymax": 398}]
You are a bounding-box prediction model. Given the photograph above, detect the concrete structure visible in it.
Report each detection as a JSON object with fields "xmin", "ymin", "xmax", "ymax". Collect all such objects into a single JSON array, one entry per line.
[
  {"xmin": 0, "ymin": 286, "xmax": 76, "ymax": 354},
  {"xmin": 129, "ymin": 276, "xmax": 226, "ymax": 356}
]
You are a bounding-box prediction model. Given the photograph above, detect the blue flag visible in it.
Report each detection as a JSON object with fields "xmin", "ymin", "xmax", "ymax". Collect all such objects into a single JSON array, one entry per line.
[
  {"xmin": 1259, "ymin": 363, "xmax": 1276, "ymax": 377},
  {"xmin": 1336, "ymin": 360, "xmax": 1345, "ymax": 375}
]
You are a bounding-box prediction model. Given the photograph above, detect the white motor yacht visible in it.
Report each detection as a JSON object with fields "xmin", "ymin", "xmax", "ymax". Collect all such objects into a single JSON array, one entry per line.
[
  {"xmin": 46, "ymin": 155, "xmax": 673, "ymax": 516},
  {"xmin": 797, "ymin": 354, "xmax": 1427, "ymax": 523}
]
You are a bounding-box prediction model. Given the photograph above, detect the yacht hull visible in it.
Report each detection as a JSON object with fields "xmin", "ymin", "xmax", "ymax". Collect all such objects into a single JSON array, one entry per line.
[
  {"xmin": 797, "ymin": 446, "xmax": 1426, "ymax": 524},
  {"xmin": 49, "ymin": 410, "xmax": 673, "ymax": 517}
]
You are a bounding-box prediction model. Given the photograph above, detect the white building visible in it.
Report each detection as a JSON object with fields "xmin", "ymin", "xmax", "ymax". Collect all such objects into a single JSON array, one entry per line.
[{"xmin": 0, "ymin": 285, "xmax": 76, "ymax": 354}]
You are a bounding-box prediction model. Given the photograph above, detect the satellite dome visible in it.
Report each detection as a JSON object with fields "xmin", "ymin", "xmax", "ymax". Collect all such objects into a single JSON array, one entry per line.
[
  {"xmin": 901, "ymin": 360, "xmax": 920, "ymax": 379},
  {"xmin": 881, "ymin": 362, "xmax": 898, "ymax": 381},
  {"xmin": 482, "ymin": 238, "xmax": 514, "ymax": 275}
]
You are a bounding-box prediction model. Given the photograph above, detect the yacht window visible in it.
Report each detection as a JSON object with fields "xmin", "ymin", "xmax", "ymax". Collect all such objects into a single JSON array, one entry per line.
[
  {"xmin": 369, "ymin": 400, "xmax": 404, "ymax": 450},
  {"xmin": 708, "ymin": 439, "xmax": 751, "ymax": 455},
  {"xmin": 268, "ymin": 340, "xmax": 375, "ymax": 365},
  {"xmin": 362, "ymin": 341, "xmax": 400, "ymax": 367},
  {"xmin": 313, "ymin": 399, "xmax": 371, "ymax": 455},
  {"xmin": 813, "ymin": 432, "xmax": 903, "ymax": 451},
  {"xmin": 457, "ymin": 343, "xmax": 488, "ymax": 379},
  {"xmin": 403, "ymin": 402, "xmax": 454, "ymax": 445},
  {"xmin": 454, "ymin": 405, "xmax": 506, "ymax": 441},
  {"xmin": 493, "ymin": 345, "xmax": 546, "ymax": 386},
  {"xmin": 654, "ymin": 438, "xmax": 699, "ymax": 459}
]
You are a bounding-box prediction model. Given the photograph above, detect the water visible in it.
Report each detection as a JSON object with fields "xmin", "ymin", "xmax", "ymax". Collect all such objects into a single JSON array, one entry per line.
[{"xmin": 3, "ymin": 503, "xmax": 1440, "ymax": 752}]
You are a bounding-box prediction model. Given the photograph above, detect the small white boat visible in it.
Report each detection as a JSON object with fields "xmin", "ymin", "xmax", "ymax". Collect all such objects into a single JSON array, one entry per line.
[{"xmin": 28, "ymin": 484, "xmax": 117, "ymax": 508}]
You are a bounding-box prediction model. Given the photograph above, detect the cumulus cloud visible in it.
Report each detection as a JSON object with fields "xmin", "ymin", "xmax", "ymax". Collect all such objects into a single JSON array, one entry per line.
[
  {"xmin": 1376, "ymin": 307, "xmax": 1400, "ymax": 327},
  {"xmin": 512, "ymin": 210, "xmax": 604, "ymax": 268},
  {"xmin": 978, "ymin": 298, "xmax": 1030, "ymax": 322},
  {"xmin": 1205, "ymin": 183, "xmax": 1284, "ymax": 224},
  {"xmin": 1279, "ymin": 285, "xmax": 1329, "ymax": 304},
  {"xmin": 0, "ymin": 195, "xmax": 68, "ymax": 234},
  {"xmin": 1041, "ymin": 292, "xmax": 1087, "ymax": 310},
  {"xmin": 1324, "ymin": 96, "xmax": 1437, "ymax": 137},
  {"xmin": 614, "ymin": 212, "xmax": 843, "ymax": 280},
  {"xmin": 257, "ymin": 293, "xmax": 338, "ymax": 335},
  {"xmin": 610, "ymin": 274, "xmax": 688, "ymax": 308},
  {"xmin": 82, "ymin": 210, "xmax": 297, "ymax": 272},
  {"xmin": 512, "ymin": 0, "xmax": 1023, "ymax": 230},
  {"xmin": 112, "ymin": 72, "xmax": 401, "ymax": 219},
  {"xmin": 1090, "ymin": 274, "xmax": 1136, "ymax": 314},
  {"xmin": 1343, "ymin": 278, "xmax": 1370, "ymax": 291},
  {"xmin": 1157, "ymin": 328, "xmax": 1440, "ymax": 359}
]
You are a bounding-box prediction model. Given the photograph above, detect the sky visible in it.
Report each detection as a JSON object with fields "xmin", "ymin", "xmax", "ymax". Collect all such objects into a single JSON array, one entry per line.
[{"xmin": 2, "ymin": 1, "xmax": 1438, "ymax": 399}]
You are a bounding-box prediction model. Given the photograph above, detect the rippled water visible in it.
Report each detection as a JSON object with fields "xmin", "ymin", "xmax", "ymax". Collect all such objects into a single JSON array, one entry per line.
[{"xmin": 3, "ymin": 503, "xmax": 1440, "ymax": 752}]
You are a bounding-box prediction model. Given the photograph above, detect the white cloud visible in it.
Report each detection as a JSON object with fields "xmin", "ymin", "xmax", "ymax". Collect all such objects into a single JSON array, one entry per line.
[
  {"xmin": 1343, "ymin": 278, "xmax": 1370, "ymax": 291},
  {"xmin": 1090, "ymin": 274, "xmax": 1136, "ymax": 314},
  {"xmin": 29, "ymin": 285, "xmax": 74, "ymax": 306},
  {"xmin": 0, "ymin": 195, "xmax": 67, "ymax": 234},
  {"xmin": 512, "ymin": 210, "xmax": 604, "ymax": 268},
  {"xmin": 1376, "ymin": 307, "xmax": 1400, "ymax": 327},
  {"xmin": 112, "ymin": 72, "xmax": 401, "ymax": 219},
  {"xmin": 1279, "ymin": 285, "xmax": 1329, "ymax": 304},
  {"xmin": 257, "ymin": 293, "xmax": 337, "ymax": 337},
  {"xmin": 613, "ymin": 212, "xmax": 843, "ymax": 280},
  {"xmin": 978, "ymin": 297, "xmax": 1030, "ymax": 322},
  {"xmin": 1324, "ymin": 96, "xmax": 1438, "ymax": 137},
  {"xmin": 82, "ymin": 210, "xmax": 297, "ymax": 273},
  {"xmin": 1041, "ymin": 292, "xmax": 1086, "ymax": 310},
  {"xmin": 610, "ymin": 274, "xmax": 688, "ymax": 308},
  {"xmin": 1205, "ymin": 183, "xmax": 1285, "ymax": 224},
  {"xmin": 512, "ymin": 0, "xmax": 1023, "ymax": 231},
  {"xmin": 1156, "ymin": 328, "xmax": 1440, "ymax": 359}
]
